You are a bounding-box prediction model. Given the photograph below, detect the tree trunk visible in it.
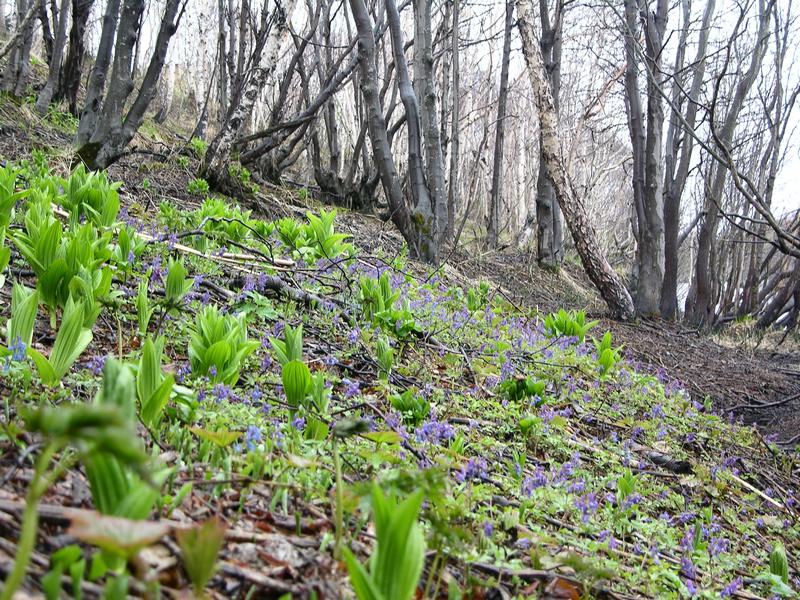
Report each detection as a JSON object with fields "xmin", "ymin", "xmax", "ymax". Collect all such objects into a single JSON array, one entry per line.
[
  {"xmin": 516, "ymin": 0, "xmax": 635, "ymax": 320},
  {"xmin": 201, "ymin": 0, "xmax": 298, "ymax": 193},
  {"xmin": 1, "ymin": 0, "xmax": 8, "ymax": 35},
  {"xmin": 445, "ymin": 0, "xmax": 460, "ymax": 241},
  {"xmin": 56, "ymin": 0, "xmax": 95, "ymax": 115},
  {"xmin": 487, "ymin": 0, "xmax": 513, "ymax": 249},
  {"xmin": 348, "ymin": 0, "xmax": 436, "ymax": 261},
  {"xmin": 75, "ymin": 0, "xmax": 121, "ymax": 146},
  {"xmin": 388, "ymin": 0, "xmax": 437, "ymax": 262},
  {"xmin": 38, "ymin": 0, "xmax": 53, "ymax": 64},
  {"xmin": 413, "ymin": 0, "xmax": 447, "ymax": 241},
  {"xmin": 686, "ymin": 1, "xmax": 772, "ymax": 327},
  {"xmin": 625, "ymin": 0, "xmax": 667, "ymax": 316},
  {"xmin": 76, "ymin": 0, "xmax": 185, "ymax": 169},
  {"xmin": 2, "ymin": 0, "xmax": 37, "ymax": 96},
  {"xmin": 519, "ymin": 0, "xmax": 564, "ymax": 269},
  {"xmin": 34, "ymin": 0, "xmax": 69, "ymax": 113},
  {"xmin": 660, "ymin": 0, "xmax": 714, "ymax": 319}
]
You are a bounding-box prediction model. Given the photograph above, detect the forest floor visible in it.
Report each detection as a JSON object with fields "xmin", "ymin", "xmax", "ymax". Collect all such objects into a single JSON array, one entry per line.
[{"xmin": 0, "ymin": 99, "xmax": 799, "ymax": 599}]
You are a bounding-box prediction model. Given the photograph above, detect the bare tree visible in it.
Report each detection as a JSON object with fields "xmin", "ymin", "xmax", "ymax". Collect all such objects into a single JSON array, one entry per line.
[
  {"xmin": 413, "ymin": 0, "xmax": 447, "ymax": 241},
  {"xmin": 660, "ymin": 0, "xmax": 715, "ymax": 319},
  {"xmin": 1, "ymin": 0, "xmax": 39, "ymax": 96},
  {"xmin": 516, "ymin": 0, "xmax": 635, "ymax": 319},
  {"xmin": 56, "ymin": 0, "xmax": 97, "ymax": 115},
  {"xmin": 622, "ymin": 0, "xmax": 667, "ymax": 315},
  {"xmin": 201, "ymin": 0, "xmax": 299, "ymax": 193},
  {"xmin": 685, "ymin": 0, "xmax": 774, "ymax": 327},
  {"xmin": 445, "ymin": 0, "xmax": 460, "ymax": 241},
  {"xmin": 347, "ymin": 0, "xmax": 439, "ymax": 261},
  {"xmin": 518, "ymin": 0, "xmax": 564, "ymax": 270},
  {"xmin": 34, "ymin": 0, "xmax": 69, "ymax": 112},
  {"xmin": 75, "ymin": 0, "xmax": 187, "ymax": 169},
  {"xmin": 487, "ymin": 0, "xmax": 513, "ymax": 249}
]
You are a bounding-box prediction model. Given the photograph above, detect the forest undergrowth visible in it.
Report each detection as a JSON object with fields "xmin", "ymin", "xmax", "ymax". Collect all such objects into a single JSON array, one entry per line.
[{"xmin": 0, "ymin": 102, "xmax": 798, "ymax": 599}]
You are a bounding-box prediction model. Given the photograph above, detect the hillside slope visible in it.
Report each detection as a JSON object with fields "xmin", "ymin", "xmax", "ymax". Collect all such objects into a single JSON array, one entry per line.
[{"xmin": 0, "ymin": 101, "xmax": 798, "ymax": 599}]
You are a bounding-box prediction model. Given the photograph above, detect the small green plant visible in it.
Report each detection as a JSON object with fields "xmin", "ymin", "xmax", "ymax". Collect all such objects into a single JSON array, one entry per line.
[
  {"xmin": 543, "ymin": 309, "xmax": 598, "ymax": 342},
  {"xmin": 177, "ymin": 155, "xmax": 190, "ymax": 169},
  {"xmin": 136, "ymin": 276, "xmax": 154, "ymax": 337},
  {"xmin": 390, "ymin": 389, "xmax": 430, "ymax": 425},
  {"xmin": 136, "ymin": 336, "xmax": 175, "ymax": 430},
  {"xmin": 770, "ymin": 543, "xmax": 789, "ymax": 584},
  {"xmin": 111, "ymin": 224, "xmax": 146, "ymax": 276},
  {"xmin": 282, "ymin": 359, "xmax": 311, "ymax": 416},
  {"xmin": 188, "ymin": 305, "xmax": 259, "ymax": 385},
  {"xmin": 176, "ymin": 518, "xmax": 226, "ymax": 598},
  {"xmin": 269, "ymin": 323, "xmax": 304, "ymax": 365},
  {"xmin": 305, "ymin": 208, "xmax": 353, "ymax": 259},
  {"xmin": 160, "ymin": 258, "xmax": 193, "ymax": 318},
  {"xmin": 27, "ymin": 297, "xmax": 94, "ymax": 386},
  {"xmin": 2, "ymin": 283, "xmax": 38, "ymax": 359},
  {"xmin": 2, "ymin": 360, "xmax": 151, "ymax": 600},
  {"xmin": 12, "ymin": 201, "xmax": 113, "ymax": 326},
  {"xmin": 376, "ymin": 337, "xmax": 393, "ymax": 381},
  {"xmin": 188, "ymin": 177, "xmax": 210, "ymax": 197},
  {"xmin": 60, "ymin": 165, "xmax": 121, "ymax": 228},
  {"xmin": 0, "ymin": 164, "xmax": 28, "ymax": 288},
  {"xmin": 499, "ymin": 377, "xmax": 546, "ymax": 404},
  {"xmin": 466, "ymin": 281, "xmax": 490, "ymax": 312},
  {"xmin": 360, "ymin": 273, "xmax": 399, "ymax": 322},
  {"xmin": 343, "ymin": 486, "xmax": 426, "ymax": 600},
  {"xmin": 189, "ymin": 137, "xmax": 208, "ymax": 158},
  {"xmin": 593, "ymin": 331, "xmax": 623, "ymax": 376}
]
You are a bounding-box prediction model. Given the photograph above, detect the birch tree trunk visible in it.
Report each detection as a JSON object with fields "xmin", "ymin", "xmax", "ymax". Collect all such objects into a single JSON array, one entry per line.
[
  {"xmin": 486, "ymin": 0, "xmax": 513, "ymax": 249},
  {"xmin": 519, "ymin": 0, "xmax": 564, "ymax": 270},
  {"xmin": 34, "ymin": 0, "xmax": 69, "ymax": 113},
  {"xmin": 516, "ymin": 0, "xmax": 635, "ymax": 319},
  {"xmin": 201, "ymin": 0, "xmax": 298, "ymax": 193},
  {"xmin": 446, "ymin": 0, "xmax": 460, "ymax": 241}
]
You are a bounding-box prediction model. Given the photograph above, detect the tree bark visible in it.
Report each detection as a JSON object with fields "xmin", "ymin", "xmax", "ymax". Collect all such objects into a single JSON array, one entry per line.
[
  {"xmin": 76, "ymin": 0, "xmax": 186, "ymax": 169},
  {"xmin": 34, "ymin": 0, "xmax": 69, "ymax": 113},
  {"xmin": 487, "ymin": 0, "xmax": 513, "ymax": 249},
  {"xmin": 56, "ymin": 0, "xmax": 95, "ymax": 115},
  {"xmin": 516, "ymin": 0, "xmax": 635, "ymax": 319},
  {"xmin": 624, "ymin": 0, "xmax": 667, "ymax": 316},
  {"xmin": 519, "ymin": 0, "xmax": 564, "ymax": 269},
  {"xmin": 445, "ymin": 0, "xmax": 460, "ymax": 241},
  {"xmin": 413, "ymin": 0, "xmax": 447, "ymax": 241},
  {"xmin": 2, "ymin": 0, "xmax": 38, "ymax": 96},
  {"xmin": 387, "ymin": 0, "xmax": 437, "ymax": 262},
  {"xmin": 75, "ymin": 0, "xmax": 121, "ymax": 147},
  {"xmin": 660, "ymin": 0, "xmax": 714, "ymax": 319},
  {"xmin": 201, "ymin": 0, "xmax": 298, "ymax": 193},
  {"xmin": 348, "ymin": 0, "xmax": 437, "ymax": 261},
  {"xmin": 686, "ymin": 1, "xmax": 773, "ymax": 327}
]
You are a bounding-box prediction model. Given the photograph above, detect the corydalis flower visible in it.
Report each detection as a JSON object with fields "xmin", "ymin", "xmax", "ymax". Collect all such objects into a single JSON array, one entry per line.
[
  {"xmin": 245, "ymin": 425, "xmax": 262, "ymax": 451},
  {"xmin": 574, "ymin": 492, "xmax": 599, "ymax": 523},
  {"xmin": 415, "ymin": 418, "xmax": 455, "ymax": 445},
  {"xmin": 456, "ymin": 457, "xmax": 488, "ymax": 482},
  {"xmin": 521, "ymin": 468, "xmax": 548, "ymax": 496}
]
